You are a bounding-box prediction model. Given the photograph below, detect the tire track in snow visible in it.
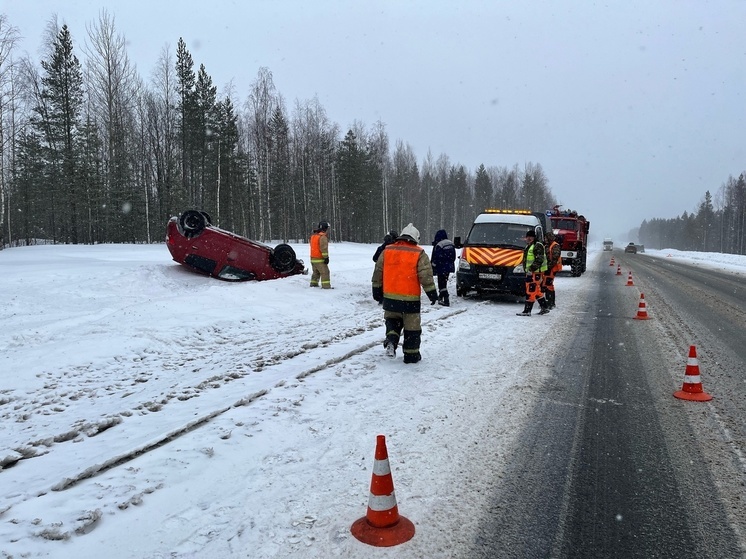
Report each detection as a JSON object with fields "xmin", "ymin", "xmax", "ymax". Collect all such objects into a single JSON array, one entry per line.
[{"xmin": 0, "ymin": 307, "xmax": 466, "ymax": 509}]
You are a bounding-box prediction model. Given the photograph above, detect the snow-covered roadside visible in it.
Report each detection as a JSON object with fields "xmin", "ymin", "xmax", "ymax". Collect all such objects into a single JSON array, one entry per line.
[{"xmin": 6, "ymin": 243, "xmax": 742, "ymax": 557}]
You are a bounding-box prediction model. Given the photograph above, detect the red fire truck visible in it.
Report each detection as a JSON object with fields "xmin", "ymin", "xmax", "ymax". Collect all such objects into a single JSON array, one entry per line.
[{"xmin": 547, "ymin": 206, "xmax": 590, "ymax": 277}]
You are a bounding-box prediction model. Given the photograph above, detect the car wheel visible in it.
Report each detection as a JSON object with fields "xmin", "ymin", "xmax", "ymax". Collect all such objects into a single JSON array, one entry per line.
[
  {"xmin": 271, "ymin": 243, "xmax": 297, "ymax": 273},
  {"xmin": 180, "ymin": 210, "xmax": 206, "ymax": 235}
]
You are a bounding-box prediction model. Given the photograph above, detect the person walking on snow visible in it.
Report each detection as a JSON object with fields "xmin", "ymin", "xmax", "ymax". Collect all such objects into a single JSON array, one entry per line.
[
  {"xmin": 371, "ymin": 223, "xmax": 438, "ymax": 363},
  {"xmin": 543, "ymin": 231, "xmax": 562, "ymax": 309},
  {"xmin": 430, "ymin": 229, "xmax": 456, "ymax": 306},
  {"xmin": 309, "ymin": 221, "xmax": 331, "ymax": 289},
  {"xmin": 517, "ymin": 229, "xmax": 550, "ymax": 316}
]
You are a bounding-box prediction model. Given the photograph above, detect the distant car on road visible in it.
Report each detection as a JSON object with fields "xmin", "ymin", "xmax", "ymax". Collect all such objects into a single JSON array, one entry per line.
[
  {"xmin": 625, "ymin": 242, "xmax": 637, "ymax": 254},
  {"xmin": 166, "ymin": 210, "xmax": 306, "ymax": 281}
]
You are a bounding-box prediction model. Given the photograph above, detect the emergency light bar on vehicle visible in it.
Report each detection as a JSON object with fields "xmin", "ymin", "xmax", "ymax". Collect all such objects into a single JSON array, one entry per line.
[{"xmin": 484, "ymin": 208, "xmax": 533, "ymax": 215}]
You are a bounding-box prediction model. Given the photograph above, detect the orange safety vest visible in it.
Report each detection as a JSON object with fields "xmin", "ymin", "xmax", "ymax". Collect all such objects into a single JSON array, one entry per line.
[
  {"xmin": 382, "ymin": 242, "xmax": 423, "ymax": 300},
  {"xmin": 310, "ymin": 232, "xmax": 327, "ymax": 262},
  {"xmin": 548, "ymin": 240, "xmax": 562, "ymax": 273}
]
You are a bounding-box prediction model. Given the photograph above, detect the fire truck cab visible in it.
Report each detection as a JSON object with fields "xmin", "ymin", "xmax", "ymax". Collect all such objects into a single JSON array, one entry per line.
[{"xmin": 547, "ymin": 206, "xmax": 590, "ymax": 277}]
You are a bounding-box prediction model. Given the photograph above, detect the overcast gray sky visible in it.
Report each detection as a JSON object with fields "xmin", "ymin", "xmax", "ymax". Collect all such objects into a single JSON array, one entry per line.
[{"xmin": 4, "ymin": 0, "xmax": 746, "ymax": 241}]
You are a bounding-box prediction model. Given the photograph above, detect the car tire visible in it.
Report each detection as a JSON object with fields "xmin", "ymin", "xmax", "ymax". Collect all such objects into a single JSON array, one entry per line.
[
  {"xmin": 271, "ymin": 243, "xmax": 297, "ymax": 273},
  {"xmin": 180, "ymin": 210, "xmax": 207, "ymax": 235}
]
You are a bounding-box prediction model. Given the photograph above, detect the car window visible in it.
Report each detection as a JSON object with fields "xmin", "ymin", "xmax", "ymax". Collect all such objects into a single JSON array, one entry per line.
[{"xmin": 218, "ymin": 265, "xmax": 256, "ymax": 281}]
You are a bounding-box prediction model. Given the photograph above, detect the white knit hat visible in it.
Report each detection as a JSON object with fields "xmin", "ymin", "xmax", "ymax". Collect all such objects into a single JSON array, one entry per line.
[{"xmin": 399, "ymin": 223, "xmax": 420, "ymax": 244}]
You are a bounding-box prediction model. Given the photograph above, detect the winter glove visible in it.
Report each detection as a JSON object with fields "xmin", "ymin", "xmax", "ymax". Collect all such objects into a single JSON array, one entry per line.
[
  {"xmin": 323, "ymin": 257, "xmax": 329, "ymax": 264},
  {"xmin": 427, "ymin": 290, "xmax": 438, "ymax": 305},
  {"xmin": 372, "ymin": 286, "xmax": 383, "ymax": 303}
]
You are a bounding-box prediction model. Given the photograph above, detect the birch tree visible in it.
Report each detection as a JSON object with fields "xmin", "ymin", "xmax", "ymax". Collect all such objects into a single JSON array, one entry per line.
[
  {"xmin": 0, "ymin": 15, "xmax": 20, "ymax": 247},
  {"xmin": 86, "ymin": 9, "xmax": 140, "ymax": 241}
]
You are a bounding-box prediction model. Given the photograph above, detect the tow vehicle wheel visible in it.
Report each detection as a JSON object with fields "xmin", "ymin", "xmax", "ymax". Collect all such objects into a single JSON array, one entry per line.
[
  {"xmin": 180, "ymin": 210, "xmax": 206, "ymax": 235},
  {"xmin": 271, "ymin": 244, "xmax": 297, "ymax": 273}
]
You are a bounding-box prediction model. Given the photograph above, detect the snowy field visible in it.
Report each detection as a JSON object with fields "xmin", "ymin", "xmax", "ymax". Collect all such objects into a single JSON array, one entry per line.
[{"xmin": 1, "ymin": 241, "xmax": 744, "ymax": 558}]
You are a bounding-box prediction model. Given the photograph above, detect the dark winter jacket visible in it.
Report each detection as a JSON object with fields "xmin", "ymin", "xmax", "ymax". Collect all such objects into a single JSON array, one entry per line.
[
  {"xmin": 431, "ymin": 229, "xmax": 457, "ymax": 276},
  {"xmin": 373, "ymin": 234, "xmax": 393, "ymax": 262}
]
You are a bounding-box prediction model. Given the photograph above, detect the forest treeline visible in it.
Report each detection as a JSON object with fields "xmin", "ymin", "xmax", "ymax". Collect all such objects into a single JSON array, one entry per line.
[
  {"xmin": 3, "ymin": 13, "xmax": 743, "ymax": 254},
  {"xmin": 0, "ymin": 12, "xmax": 558, "ymax": 249},
  {"xmin": 638, "ymin": 175, "xmax": 746, "ymax": 254}
]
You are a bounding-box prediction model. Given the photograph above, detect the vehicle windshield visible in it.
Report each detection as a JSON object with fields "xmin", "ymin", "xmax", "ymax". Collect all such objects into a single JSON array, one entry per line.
[
  {"xmin": 551, "ymin": 219, "xmax": 578, "ymax": 230},
  {"xmin": 466, "ymin": 223, "xmax": 529, "ymax": 248}
]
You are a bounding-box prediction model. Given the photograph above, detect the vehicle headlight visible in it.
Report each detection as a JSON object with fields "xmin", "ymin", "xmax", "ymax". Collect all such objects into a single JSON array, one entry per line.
[
  {"xmin": 513, "ymin": 264, "xmax": 525, "ymax": 273},
  {"xmin": 458, "ymin": 258, "xmax": 471, "ymax": 271}
]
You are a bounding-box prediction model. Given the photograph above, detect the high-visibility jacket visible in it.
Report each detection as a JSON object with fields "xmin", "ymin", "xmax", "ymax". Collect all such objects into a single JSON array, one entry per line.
[
  {"xmin": 523, "ymin": 241, "xmax": 547, "ymax": 273},
  {"xmin": 371, "ymin": 241, "xmax": 436, "ymax": 313},
  {"xmin": 310, "ymin": 231, "xmax": 328, "ymax": 263}
]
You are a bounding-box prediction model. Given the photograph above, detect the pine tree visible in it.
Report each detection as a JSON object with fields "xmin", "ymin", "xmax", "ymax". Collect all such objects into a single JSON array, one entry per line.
[
  {"xmin": 269, "ymin": 105, "xmax": 291, "ymax": 240},
  {"xmin": 195, "ymin": 63, "xmax": 217, "ymax": 212},
  {"xmin": 336, "ymin": 129, "xmax": 365, "ymax": 241},
  {"xmin": 474, "ymin": 164, "xmax": 492, "ymax": 212},
  {"xmin": 37, "ymin": 24, "xmax": 84, "ymax": 243},
  {"xmin": 214, "ymin": 96, "xmax": 240, "ymax": 231},
  {"xmin": 175, "ymin": 38, "xmax": 197, "ymax": 207}
]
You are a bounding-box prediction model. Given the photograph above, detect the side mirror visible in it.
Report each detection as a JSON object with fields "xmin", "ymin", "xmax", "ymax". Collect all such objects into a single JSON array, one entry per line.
[{"xmin": 454, "ymin": 236, "xmax": 463, "ymax": 249}]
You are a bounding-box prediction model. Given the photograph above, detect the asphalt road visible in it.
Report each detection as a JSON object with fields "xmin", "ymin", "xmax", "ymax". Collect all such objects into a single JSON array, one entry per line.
[{"xmin": 468, "ymin": 252, "xmax": 746, "ymax": 559}]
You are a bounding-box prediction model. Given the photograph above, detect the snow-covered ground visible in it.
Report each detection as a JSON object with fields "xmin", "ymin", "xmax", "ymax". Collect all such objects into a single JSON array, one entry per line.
[{"xmin": 1, "ymin": 242, "xmax": 744, "ymax": 558}]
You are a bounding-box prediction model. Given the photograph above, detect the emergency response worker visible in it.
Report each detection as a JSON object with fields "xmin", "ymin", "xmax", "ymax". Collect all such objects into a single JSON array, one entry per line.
[
  {"xmin": 431, "ymin": 229, "xmax": 457, "ymax": 306},
  {"xmin": 371, "ymin": 223, "xmax": 438, "ymax": 363},
  {"xmin": 543, "ymin": 231, "xmax": 562, "ymax": 309},
  {"xmin": 517, "ymin": 229, "xmax": 550, "ymax": 316},
  {"xmin": 372, "ymin": 230, "xmax": 398, "ymax": 262},
  {"xmin": 309, "ymin": 221, "xmax": 331, "ymax": 289}
]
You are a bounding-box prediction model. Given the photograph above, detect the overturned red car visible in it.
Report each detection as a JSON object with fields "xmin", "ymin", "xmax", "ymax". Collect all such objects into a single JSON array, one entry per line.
[{"xmin": 166, "ymin": 210, "xmax": 306, "ymax": 281}]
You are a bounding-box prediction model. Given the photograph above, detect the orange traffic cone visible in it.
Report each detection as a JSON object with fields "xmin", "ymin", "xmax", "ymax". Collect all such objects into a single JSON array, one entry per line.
[
  {"xmin": 609, "ymin": 257, "xmax": 615, "ymax": 266},
  {"xmin": 673, "ymin": 345, "xmax": 713, "ymax": 401},
  {"xmin": 625, "ymin": 271, "xmax": 634, "ymax": 286},
  {"xmin": 633, "ymin": 292, "xmax": 650, "ymax": 320},
  {"xmin": 616, "ymin": 265, "xmax": 622, "ymax": 276},
  {"xmin": 351, "ymin": 435, "xmax": 415, "ymax": 547}
]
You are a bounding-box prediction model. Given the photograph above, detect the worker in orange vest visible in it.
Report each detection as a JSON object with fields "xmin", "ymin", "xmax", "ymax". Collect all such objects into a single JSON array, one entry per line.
[
  {"xmin": 309, "ymin": 221, "xmax": 331, "ymax": 289},
  {"xmin": 371, "ymin": 223, "xmax": 438, "ymax": 363},
  {"xmin": 543, "ymin": 231, "xmax": 562, "ymax": 309}
]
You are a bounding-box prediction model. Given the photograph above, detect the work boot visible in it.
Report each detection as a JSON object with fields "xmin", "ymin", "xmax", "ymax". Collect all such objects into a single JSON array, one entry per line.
[
  {"xmin": 516, "ymin": 302, "xmax": 534, "ymax": 316},
  {"xmin": 537, "ymin": 297, "xmax": 550, "ymax": 315},
  {"xmin": 439, "ymin": 293, "xmax": 450, "ymax": 307},
  {"xmin": 403, "ymin": 352, "xmax": 421, "ymax": 364},
  {"xmin": 385, "ymin": 342, "xmax": 396, "ymax": 358},
  {"xmin": 547, "ymin": 291, "xmax": 556, "ymax": 309}
]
